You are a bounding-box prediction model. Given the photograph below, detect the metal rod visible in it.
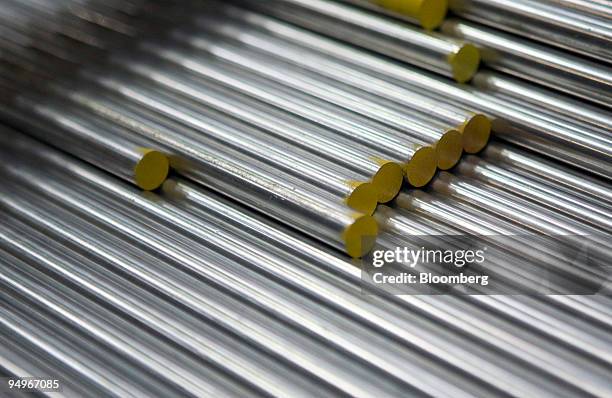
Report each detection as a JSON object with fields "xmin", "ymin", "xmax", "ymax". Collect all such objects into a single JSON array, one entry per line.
[
  {"xmin": 456, "ymin": 155, "xmax": 612, "ymax": 232},
  {"xmin": 112, "ymin": 50, "xmax": 437, "ymax": 188},
  {"xmin": 482, "ymin": 141, "xmax": 612, "ymax": 207},
  {"xmin": 188, "ymin": 12, "xmax": 491, "ymax": 154},
  {"xmin": 185, "ymin": 6, "xmax": 611, "ymax": 177},
  {"xmin": 441, "ymin": 18, "xmax": 612, "ymax": 108},
  {"xmin": 472, "ymin": 71, "xmax": 612, "ymax": 131},
  {"xmin": 448, "ymin": 0, "xmax": 612, "ymax": 63},
  {"xmin": 168, "ymin": 30, "xmax": 464, "ymax": 171},
  {"xmin": 3, "ymin": 137, "xmax": 610, "ymax": 397},
  {"xmin": 236, "ymin": 0, "xmax": 481, "ymax": 83},
  {"xmin": 0, "ymin": 88, "xmax": 168, "ymax": 191},
  {"xmin": 0, "ymin": 120, "xmax": 377, "ymax": 258}
]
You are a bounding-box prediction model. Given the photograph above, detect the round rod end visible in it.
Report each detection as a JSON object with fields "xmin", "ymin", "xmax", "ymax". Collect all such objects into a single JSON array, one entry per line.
[
  {"xmin": 379, "ymin": 0, "xmax": 448, "ymax": 29},
  {"xmin": 462, "ymin": 114, "xmax": 491, "ymax": 153},
  {"xmin": 449, "ymin": 43, "xmax": 480, "ymax": 83},
  {"xmin": 436, "ymin": 129, "xmax": 463, "ymax": 170},
  {"xmin": 134, "ymin": 149, "xmax": 170, "ymax": 191},
  {"xmin": 405, "ymin": 146, "xmax": 437, "ymax": 187},
  {"xmin": 346, "ymin": 182, "xmax": 379, "ymax": 215},
  {"xmin": 372, "ymin": 162, "xmax": 404, "ymax": 203},
  {"xmin": 343, "ymin": 215, "xmax": 379, "ymax": 258}
]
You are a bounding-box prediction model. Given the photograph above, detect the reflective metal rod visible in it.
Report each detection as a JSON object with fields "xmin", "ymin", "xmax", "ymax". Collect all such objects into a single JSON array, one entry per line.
[
  {"xmin": 544, "ymin": 0, "xmax": 612, "ymax": 19},
  {"xmin": 0, "ymin": 120, "xmax": 377, "ymax": 258},
  {"xmin": 482, "ymin": 142, "xmax": 612, "ymax": 207},
  {"xmin": 456, "ymin": 155, "xmax": 612, "ymax": 232},
  {"xmin": 472, "ymin": 71, "xmax": 612, "ymax": 131},
  {"xmin": 441, "ymin": 18, "xmax": 612, "ymax": 108},
  {"xmin": 159, "ymin": 32, "xmax": 464, "ymax": 171},
  {"xmin": 429, "ymin": 172, "xmax": 612, "ymax": 257},
  {"xmin": 0, "ymin": 251, "xmax": 260, "ymax": 398},
  {"xmin": 114, "ymin": 49, "xmax": 437, "ymax": 188},
  {"xmin": 237, "ymin": 0, "xmax": 480, "ymax": 82},
  {"xmin": 188, "ymin": 14, "xmax": 491, "ymax": 154},
  {"xmin": 58, "ymin": 77, "xmax": 381, "ymax": 214},
  {"xmin": 0, "ymin": 93, "xmax": 168, "ymax": 191},
  {"xmin": 448, "ymin": 0, "xmax": 612, "ymax": 62},
  {"xmin": 0, "ymin": 218, "xmax": 332, "ymax": 398},
  {"xmin": 2, "ymin": 140, "xmax": 605, "ymax": 398},
  {"xmin": 189, "ymin": 7, "xmax": 611, "ymax": 177}
]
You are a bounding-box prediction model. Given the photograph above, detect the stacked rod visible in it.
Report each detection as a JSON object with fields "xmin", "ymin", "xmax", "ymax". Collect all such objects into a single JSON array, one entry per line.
[{"xmin": 1, "ymin": 128, "xmax": 612, "ymax": 397}]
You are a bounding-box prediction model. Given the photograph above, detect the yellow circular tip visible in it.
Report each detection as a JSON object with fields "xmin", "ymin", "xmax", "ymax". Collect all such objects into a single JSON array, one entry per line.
[
  {"xmin": 462, "ymin": 114, "xmax": 491, "ymax": 153},
  {"xmin": 448, "ymin": 43, "xmax": 481, "ymax": 83},
  {"xmin": 436, "ymin": 129, "xmax": 463, "ymax": 170},
  {"xmin": 378, "ymin": 0, "xmax": 448, "ymax": 29},
  {"xmin": 343, "ymin": 215, "xmax": 379, "ymax": 258},
  {"xmin": 418, "ymin": 0, "xmax": 449, "ymax": 29},
  {"xmin": 372, "ymin": 162, "xmax": 404, "ymax": 203},
  {"xmin": 346, "ymin": 182, "xmax": 379, "ymax": 215},
  {"xmin": 134, "ymin": 149, "xmax": 169, "ymax": 190},
  {"xmin": 405, "ymin": 146, "xmax": 437, "ymax": 187}
]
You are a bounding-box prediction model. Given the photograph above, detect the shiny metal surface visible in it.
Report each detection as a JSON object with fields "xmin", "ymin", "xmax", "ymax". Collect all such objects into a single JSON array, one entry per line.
[
  {"xmin": 472, "ymin": 71, "xmax": 612, "ymax": 131},
  {"xmin": 238, "ymin": 0, "xmax": 481, "ymax": 82},
  {"xmin": 193, "ymin": 7, "xmax": 611, "ymax": 176},
  {"xmin": 168, "ymin": 30, "xmax": 464, "ymax": 171},
  {"xmin": 448, "ymin": 0, "xmax": 612, "ymax": 62},
  {"xmin": 2, "ymin": 134, "xmax": 612, "ymax": 397},
  {"xmin": 441, "ymin": 18, "xmax": 612, "ymax": 108},
  {"xmin": 188, "ymin": 11, "xmax": 491, "ymax": 154}
]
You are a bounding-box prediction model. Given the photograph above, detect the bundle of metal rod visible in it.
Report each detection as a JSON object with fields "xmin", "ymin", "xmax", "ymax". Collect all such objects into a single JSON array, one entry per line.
[
  {"xmin": 0, "ymin": 120, "xmax": 377, "ymax": 259},
  {"xmin": 235, "ymin": 0, "xmax": 481, "ymax": 83},
  {"xmin": 472, "ymin": 71, "xmax": 612, "ymax": 131},
  {"xmin": 448, "ymin": 0, "xmax": 612, "ymax": 63},
  {"xmin": 0, "ymin": 19, "xmax": 421, "ymax": 198},
  {"xmin": 162, "ymin": 31, "xmax": 464, "ymax": 171},
  {"xmin": 545, "ymin": 0, "xmax": 612, "ymax": 19},
  {"xmin": 182, "ymin": 6, "xmax": 610, "ymax": 177},
  {"xmin": 0, "ymin": 245, "xmax": 276, "ymax": 397},
  {"xmin": 427, "ymin": 172, "xmax": 612, "ymax": 262},
  {"xmin": 441, "ymin": 18, "xmax": 612, "ymax": 108},
  {"xmin": 2, "ymin": 135, "xmax": 612, "ymax": 397},
  {"xmin": 185, "ymin": 10, "xmax": 492, "ymax": 154},
  {"xmin": 338, "ymin": 0, "xmax": 449, "ymax": 29},
  {"xmin": 0, "ymin": 80, "xmax": 169, "ymax": 191},
  {"xmin": 456, "ymin": 155, "xmax": 612, "ymax": 232},
  {"xmin": 482, "ymin": 141, "xmax": 612, "ymax": 207}
]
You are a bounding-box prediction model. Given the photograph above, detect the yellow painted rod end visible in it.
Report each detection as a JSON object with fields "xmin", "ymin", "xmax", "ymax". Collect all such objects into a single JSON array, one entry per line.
[
  {"xmin": 134, "ymin": 149, "xmax": 170, "ymax": 191},
  {"xmin": 343, "ymin": 215, "xmax": 379, "ymax": 258},
  {"xmin": 346, "ymin": 182, "xmax": 379, "ymax": 215}
]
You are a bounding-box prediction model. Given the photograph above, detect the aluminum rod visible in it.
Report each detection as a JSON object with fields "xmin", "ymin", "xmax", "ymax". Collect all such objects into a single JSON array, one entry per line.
[
  {"xmin": 482, "ymin": 142, "xmax": 612, "ymax": 207},
  {"xmin": 188, "ymin": 13, "xmax": 491, "ymax": 154},
  {"xmin": 0, "ymin": 218, "xmax": 334, "ymax": 398},
  {"xmin": 237, "ymin": 0, "xmax": 480, "ymax": 82},
  {"xmin": 0, "ymin": 92, "xmax": 168, "ymax": 191},
  {"xmin": 448, "ymin": 0, "xmax": 612, "ymax": 63},
  {"xmin": 456, "ymin": 155, "xmax": 612, "ymax": 232},
  {"xmin": 186, "ymin": 6, "xmax": 611, "ymax": 177},
  {"xmin": 429, "ymin": 172, "xmax": 612, "ymax": 258},
  {"xmin": 169, "ymin": 30, "xmax": 464, "ymax": 171},
  {"xmin": 0, "ymin": 122, "xmax": 377, "ymax": 259},
  {"xmin": 441, "ymin": 18, "xmax": 612, "ymax": 108},
  {"xmin": 472, "ymin": 71, "xmax": 612, "ymax": 131},
  {"xmin": 0, "ymin": 261, "xmax": 261, "ymax": 397},
  {"xmin": 113, "ymin": 50, "xmax": 437, "ymax": 188},
  {"xmin": 2, "ymin": 140, "xmax": 608, "ymax": 397},
  {"xmin": 53, "ymin": 78, "xmax": 382, "ymax": 214}
]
